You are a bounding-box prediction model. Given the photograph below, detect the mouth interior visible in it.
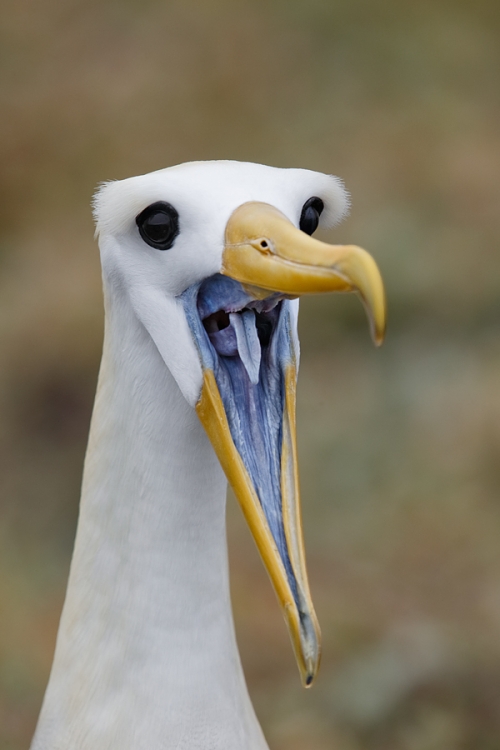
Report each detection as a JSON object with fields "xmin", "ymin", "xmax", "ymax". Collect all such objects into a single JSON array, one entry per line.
[
  {"xmin": 203, "ymin": 308, "xmax": 274, "ymax": 346},
  {"xmin": 185, "ymin": 274, "xmax": 298, "ymax": 601},
  {"xmin": 202, "ymin": 302, "xmax": 279, "ymax": 385}
]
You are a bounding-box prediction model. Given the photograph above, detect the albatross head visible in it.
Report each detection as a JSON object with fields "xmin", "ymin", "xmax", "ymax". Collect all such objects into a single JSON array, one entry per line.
[{"xmin": 93, "ymin": 160, "xmax": 386, "ymax": 688}]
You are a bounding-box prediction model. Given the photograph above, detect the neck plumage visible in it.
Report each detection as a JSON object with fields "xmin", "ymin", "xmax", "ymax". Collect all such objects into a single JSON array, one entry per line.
[{"xmin": 31, "ymin": 290, "xmax": 268, "ymax": 750}]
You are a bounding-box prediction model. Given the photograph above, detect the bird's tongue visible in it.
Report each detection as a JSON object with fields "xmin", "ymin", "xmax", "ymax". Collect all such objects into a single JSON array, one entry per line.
[
  {"xmin": 229, "ymin": 310, "xmax": 261, "ymax": 385},
  {"xmin": 203, "ymin": 308, "xmax": 262, "ymax": 384},
  {"xmin": 182, "ymin": 274, "xmax": 301, "ymax": 607}
]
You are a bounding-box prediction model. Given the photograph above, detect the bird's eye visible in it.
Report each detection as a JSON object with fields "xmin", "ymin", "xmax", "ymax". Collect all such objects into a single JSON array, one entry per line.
[
  {"xmin": 136, "ymin": 202, "xmax": 180, "ymax": 250},
  {"xmin": 299, "ymin": 197, "xmax": 324, "ymax": 236}
]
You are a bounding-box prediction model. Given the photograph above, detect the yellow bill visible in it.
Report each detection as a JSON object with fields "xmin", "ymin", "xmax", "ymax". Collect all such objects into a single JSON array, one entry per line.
[{"xmin": 186, "ymin": 200, "xmax": 386, "ymax": 686}]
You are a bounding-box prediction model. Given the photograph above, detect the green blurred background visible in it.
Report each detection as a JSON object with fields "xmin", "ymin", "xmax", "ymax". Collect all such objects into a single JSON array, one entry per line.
[{"xmin": 1, "ymin": 0, "xmax": 500, "ymax": 748}]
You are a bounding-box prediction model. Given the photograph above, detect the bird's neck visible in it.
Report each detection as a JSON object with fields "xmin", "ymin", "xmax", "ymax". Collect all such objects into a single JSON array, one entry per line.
[{"xmin": 32, "ymin": 293, "xmax": 268, "ymax": 750}]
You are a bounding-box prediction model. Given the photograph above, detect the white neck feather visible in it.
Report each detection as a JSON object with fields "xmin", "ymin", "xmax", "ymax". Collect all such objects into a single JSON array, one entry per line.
[{"xmin": 31, "ymin": 290, "xmax": 268, "ymax": 750}]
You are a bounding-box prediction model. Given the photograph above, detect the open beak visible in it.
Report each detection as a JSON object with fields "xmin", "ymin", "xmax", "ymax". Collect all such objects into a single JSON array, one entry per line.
[{"xmin": 184, "ymin": 201, "xmax": 386, "ymax": 687}]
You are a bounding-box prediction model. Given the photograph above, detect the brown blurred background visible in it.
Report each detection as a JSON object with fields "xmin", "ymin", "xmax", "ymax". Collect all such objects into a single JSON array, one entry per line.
[{"xmin": 1, "ymin": 0, "xmax": 500, "ymax": 748}]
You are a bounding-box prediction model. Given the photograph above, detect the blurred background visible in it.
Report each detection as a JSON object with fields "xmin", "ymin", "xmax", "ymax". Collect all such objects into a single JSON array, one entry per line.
[{"xmin": 1, "ymin": 0, "xmax": 500, "ymax": 748}]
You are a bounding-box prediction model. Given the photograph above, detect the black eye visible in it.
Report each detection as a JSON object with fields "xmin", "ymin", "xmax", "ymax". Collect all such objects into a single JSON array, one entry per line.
[
  {"xmin": 299, "ymin": 197, "xmax": 324, "ymax": 236},
  {"xmin": 136, "ymin": 201, "xmax": 180, "ymax": 250}
]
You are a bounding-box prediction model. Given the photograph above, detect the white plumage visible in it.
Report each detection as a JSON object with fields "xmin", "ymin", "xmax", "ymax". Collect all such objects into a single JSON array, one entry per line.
[{"xmin": 31, "ymin": 161, "xmax": 383, "ymax": 749}]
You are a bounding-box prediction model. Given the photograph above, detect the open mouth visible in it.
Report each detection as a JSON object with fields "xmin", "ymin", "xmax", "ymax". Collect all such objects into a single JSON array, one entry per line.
[
  {"xmin": 202, "ymin": 303, "xmax": 278, "ymax": 383},
  {"xmin": 198, "ymin": 275, "xmax": 283, "ymax": 384},
  {"xmin": 183, "ymin": 274, "xmax": 299, "ymax": 601},
  {"xmin": 179, "ymin": 201, "xmax": 385, "ymax": 686}
]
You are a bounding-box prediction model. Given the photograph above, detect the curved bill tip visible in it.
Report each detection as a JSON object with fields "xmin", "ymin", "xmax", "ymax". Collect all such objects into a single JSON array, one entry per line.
[
  {"xmin": 333, "ymin": 243, "xmax": 387, "ymax": 348},
  {"xmin": 361, "ymin": 251, "xmax": 387, "ymax": 347},
  {"xmin": 222, "ymin": 203, "xmax": 387, "ymax": 347}
]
